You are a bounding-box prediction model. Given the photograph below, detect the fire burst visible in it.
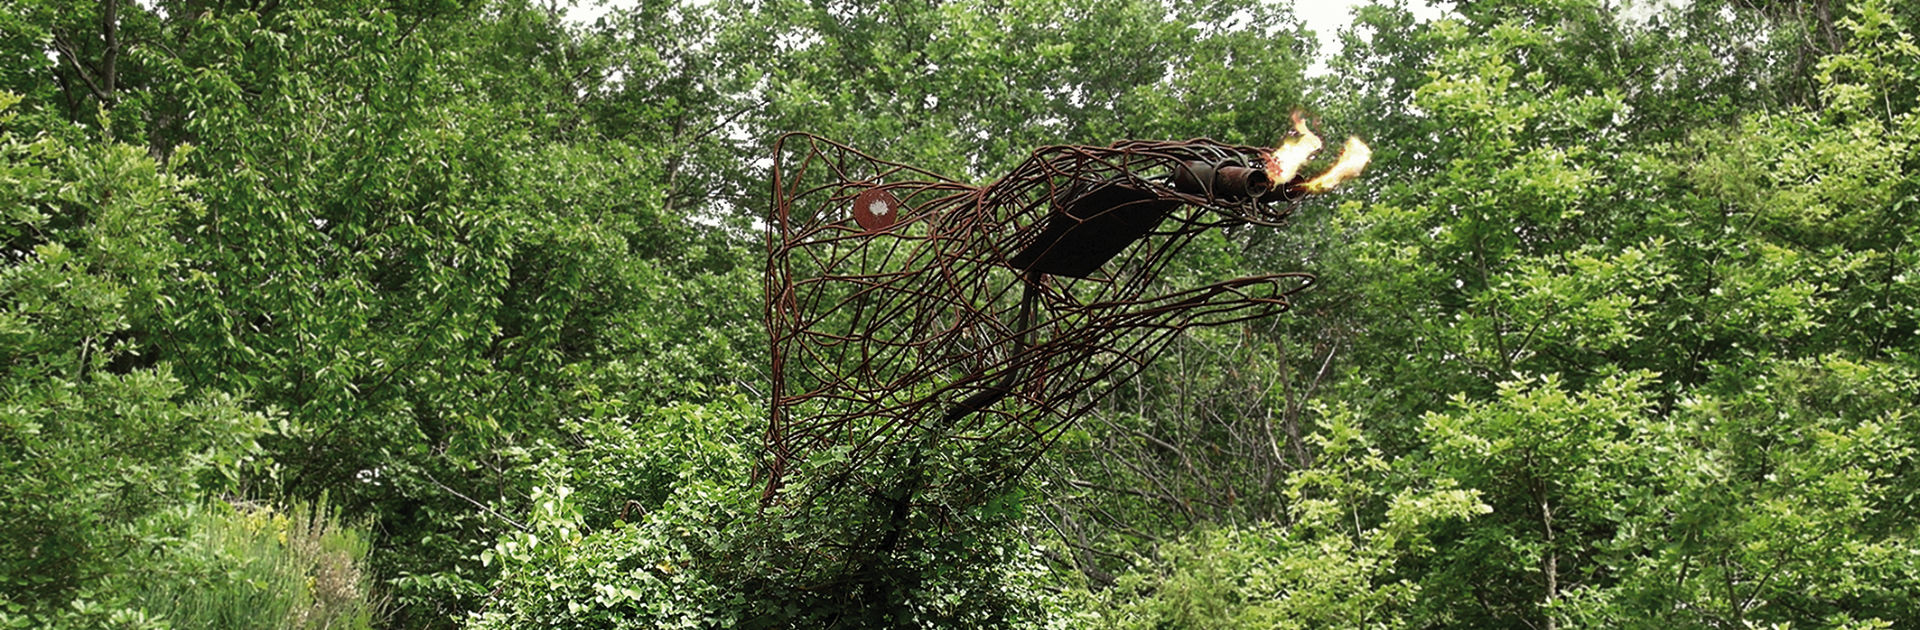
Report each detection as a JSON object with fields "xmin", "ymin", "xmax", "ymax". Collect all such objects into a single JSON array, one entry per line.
[{"xmin": 1263, "ymin": 111, "xmax": 1371, "ymax": 195}]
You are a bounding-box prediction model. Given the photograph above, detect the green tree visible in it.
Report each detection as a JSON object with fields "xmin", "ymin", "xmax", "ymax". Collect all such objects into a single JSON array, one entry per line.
[
  {"xmin": 3, "ymin": 1, "xmax": 760, "ymax": 622},
  {"xmin": 1292, "ymin": 0, "xmax": 1920, "ymax": 626}
]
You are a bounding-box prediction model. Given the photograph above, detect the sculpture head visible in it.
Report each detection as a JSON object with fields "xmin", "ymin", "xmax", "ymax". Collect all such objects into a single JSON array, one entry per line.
[{"xmin": 762, "ymin": 130, "xmax": 1367, "ymax": 507}]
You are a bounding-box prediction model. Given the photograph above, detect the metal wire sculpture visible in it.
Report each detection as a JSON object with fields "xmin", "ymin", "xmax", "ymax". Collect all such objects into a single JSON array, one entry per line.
[{"xmin": 763, "ymin": 132, "xmax": 1351, "ymax": 507}]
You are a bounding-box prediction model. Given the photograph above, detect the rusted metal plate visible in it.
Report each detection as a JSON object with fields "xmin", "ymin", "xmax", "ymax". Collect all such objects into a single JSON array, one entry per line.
[
  {"xmin": 1008, "ymin": 181, "xmax": 1175, "ymax": 279},
  {"xmin": 852, "ymin": 187, "xmax": 902, "ymax": 231}
]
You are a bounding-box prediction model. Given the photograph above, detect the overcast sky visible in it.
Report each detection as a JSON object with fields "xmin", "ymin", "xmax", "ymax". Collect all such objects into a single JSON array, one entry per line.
[{"xmin": 1293, "ymin": 0, "xmax": 1446, "ymax": 59}]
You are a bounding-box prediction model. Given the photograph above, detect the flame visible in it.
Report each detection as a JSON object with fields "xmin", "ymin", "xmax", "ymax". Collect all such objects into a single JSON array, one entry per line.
[
  {"xmin": 1261, "ymin": 111, "xmax": 1374, "ymax": 196},
  {"xmin": 1264, "ymin": 111, "xmax": 1323, "ymax": 185},
  {"xmin": 1299, "ymin": 136, "xmax": 1372, "ymax": 193}
]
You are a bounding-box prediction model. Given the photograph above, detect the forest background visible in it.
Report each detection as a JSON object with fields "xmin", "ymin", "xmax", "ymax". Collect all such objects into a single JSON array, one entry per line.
[{"xmin": 2, "ymin": 0, "xmax": 1917, "ymax": 628}]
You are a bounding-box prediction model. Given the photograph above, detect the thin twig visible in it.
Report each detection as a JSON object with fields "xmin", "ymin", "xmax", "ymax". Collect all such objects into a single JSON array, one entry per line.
[{"xmin": 421, "ymin": 469, "xmax": 528, "ymax": 532}]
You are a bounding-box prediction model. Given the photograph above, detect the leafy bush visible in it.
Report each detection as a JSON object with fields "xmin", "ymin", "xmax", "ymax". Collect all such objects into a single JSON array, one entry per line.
[
  {"xmin": 1087, "ymin": 414, "xmax": 1489, "ymax": 629},
  {"xmin": 0, "ymin": 91, "xmax": 269, "ymax": 621},
  {"xmin": 470, "ymin": 396, "xmax": 1072, "ymax": 629}
]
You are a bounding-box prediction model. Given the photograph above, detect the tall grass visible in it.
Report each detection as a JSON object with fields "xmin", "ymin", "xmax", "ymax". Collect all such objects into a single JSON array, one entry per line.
[{"xmin": 111, "ymin": 499, "xmax": 383, "ymax": 629}]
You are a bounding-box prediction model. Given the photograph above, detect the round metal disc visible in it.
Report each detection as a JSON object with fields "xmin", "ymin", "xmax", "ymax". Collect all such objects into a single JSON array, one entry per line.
[{"xmin": 853, "ymin": 187, "xmax": 903, "ymax": 232}]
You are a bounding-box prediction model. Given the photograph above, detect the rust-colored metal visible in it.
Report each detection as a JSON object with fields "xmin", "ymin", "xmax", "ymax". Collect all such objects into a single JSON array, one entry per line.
[
  {"xmin": 851, "ymin": 187, "xmax": 902, "ymax": 232},
  {"xmin": 763, "ymin": 133, "xmax": 1324, "ymax": 506}
]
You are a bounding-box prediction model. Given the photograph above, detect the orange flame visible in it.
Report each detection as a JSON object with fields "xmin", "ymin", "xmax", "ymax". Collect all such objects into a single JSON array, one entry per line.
[
  {"xmin": 1262, "ymin": 111, "xmax": 1373, "ymax": 195},
  {"xmin": 1299, "ymin": 136, "xmax": 1372, "ymax": 193},
  {"xmin": 1264, "ymin": 111, "xmax": 1323, "ymax": 185}
]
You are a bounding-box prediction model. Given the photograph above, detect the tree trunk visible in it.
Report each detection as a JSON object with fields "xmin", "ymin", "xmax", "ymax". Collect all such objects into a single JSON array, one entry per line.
[
  {"xmin": 100, "ymin": 0, "xmax": 119, "ymax": 105},
  {"xmin": 1541, "ymin": 495, "xmax": 1558, "ymax": 630}
]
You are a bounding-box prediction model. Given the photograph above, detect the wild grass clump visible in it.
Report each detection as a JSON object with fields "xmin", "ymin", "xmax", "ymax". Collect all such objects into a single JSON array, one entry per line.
[{"xmin": 110, "ymin": 499, "xmax": 383, "ymax": 630}]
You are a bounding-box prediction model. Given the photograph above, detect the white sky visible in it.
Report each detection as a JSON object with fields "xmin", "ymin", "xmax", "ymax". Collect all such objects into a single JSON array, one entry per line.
[{"xmin": 1295, "ymin": 0, "xmax": 1447, "ymax": 60}]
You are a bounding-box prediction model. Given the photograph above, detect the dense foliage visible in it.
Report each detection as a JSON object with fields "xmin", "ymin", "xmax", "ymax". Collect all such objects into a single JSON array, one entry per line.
[{"xmin": 2, "ymin": 0, "xmax": 1915, "ymax": 627}]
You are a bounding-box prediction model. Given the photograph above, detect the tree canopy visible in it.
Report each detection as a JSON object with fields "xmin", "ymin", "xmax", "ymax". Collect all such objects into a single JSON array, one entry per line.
[{"xmin": 2, "ymin": 0, "xmax": 1915, "ymax": 628}]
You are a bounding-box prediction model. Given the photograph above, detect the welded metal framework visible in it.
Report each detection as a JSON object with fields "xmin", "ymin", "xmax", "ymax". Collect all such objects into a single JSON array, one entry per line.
[{"xmin": 762, "ymin": 132, "xmax": 1320, "ymax": 502}]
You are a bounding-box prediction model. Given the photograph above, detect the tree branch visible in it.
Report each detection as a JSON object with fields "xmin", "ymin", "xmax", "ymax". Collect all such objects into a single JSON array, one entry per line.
[{"xmin": 51, "ymin": 37, "xmax": 112, "ymax": 105}]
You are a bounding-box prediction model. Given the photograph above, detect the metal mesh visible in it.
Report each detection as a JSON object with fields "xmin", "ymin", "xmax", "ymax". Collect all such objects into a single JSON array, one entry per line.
[{"xmin": 762, "ymin": 132, "xmax": 1319, "ymax": 503}]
